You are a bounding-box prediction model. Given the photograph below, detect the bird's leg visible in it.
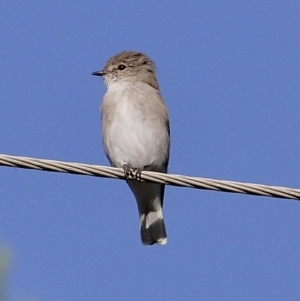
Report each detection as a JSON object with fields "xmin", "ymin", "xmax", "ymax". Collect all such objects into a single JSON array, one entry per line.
[
  {"xmin": 123, "ymin": 164, "xmax": 134, "ymax": 180},
  {"xmin": 133, "ymin": 167, "xmax": 142, "ymax": 182},
  {"xmin": 122, "ymin": 164, "xmax": 143, "ymax": 182}
]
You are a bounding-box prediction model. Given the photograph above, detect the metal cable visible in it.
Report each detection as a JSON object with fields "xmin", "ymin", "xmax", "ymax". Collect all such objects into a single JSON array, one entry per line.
[{"xmin": 0, "ymin": 153, "xmax": 299, "ymax": 201}]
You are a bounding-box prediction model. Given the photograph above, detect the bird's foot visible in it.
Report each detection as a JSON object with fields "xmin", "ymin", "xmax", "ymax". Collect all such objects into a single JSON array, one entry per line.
[{"xmin": 122, "ymin": 164, "xmax": 142, "ymax": 182}]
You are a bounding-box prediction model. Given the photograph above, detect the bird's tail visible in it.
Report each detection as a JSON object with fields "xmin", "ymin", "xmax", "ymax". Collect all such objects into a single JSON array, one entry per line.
[
  {"xmin": 140, "ymin": 207, "xmax": 167, "ymax": 245},
  {"xmin": 128, "ymin": 181, "xmax": 167, "ymax": 245}
]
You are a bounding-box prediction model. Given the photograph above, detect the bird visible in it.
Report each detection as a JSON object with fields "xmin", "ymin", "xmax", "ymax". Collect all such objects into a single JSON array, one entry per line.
[{"xmin": 92, "ymin": 51, "xmax": 170, "ymax": 245}]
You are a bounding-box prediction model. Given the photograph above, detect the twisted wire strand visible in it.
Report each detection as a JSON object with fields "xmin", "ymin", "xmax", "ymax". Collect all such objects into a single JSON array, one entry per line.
[{"xmin": 0, "ymin": 153, "xmax": 299, "ymax": 201}]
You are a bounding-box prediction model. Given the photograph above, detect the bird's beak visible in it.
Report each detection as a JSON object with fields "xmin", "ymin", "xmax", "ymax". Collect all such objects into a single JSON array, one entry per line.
[{"xmin": 92, "ymin": 70, "xmax": 106, "ymax": 76}]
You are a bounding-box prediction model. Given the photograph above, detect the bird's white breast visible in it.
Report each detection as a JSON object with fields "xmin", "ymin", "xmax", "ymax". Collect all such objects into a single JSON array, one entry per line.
[{"xmin": 101, "ymin": 81, "xmax": 169, "ymax": 170}]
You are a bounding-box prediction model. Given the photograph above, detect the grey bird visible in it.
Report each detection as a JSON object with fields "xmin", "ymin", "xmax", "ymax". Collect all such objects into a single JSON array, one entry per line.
[{"xmin": 92, "ymin": 51, "xmax": 170, "ymax": 245}]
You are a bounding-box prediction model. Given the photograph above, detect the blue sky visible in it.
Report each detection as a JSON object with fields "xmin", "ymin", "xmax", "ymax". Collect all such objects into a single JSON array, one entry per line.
[{"xmin": 1, "ymin": 1, "xmax": 299, "ymax": 300}]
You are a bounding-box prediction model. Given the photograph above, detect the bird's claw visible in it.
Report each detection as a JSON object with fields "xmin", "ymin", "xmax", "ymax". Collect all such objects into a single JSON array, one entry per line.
[{"xmin": 123, "ymin": 164, "xmax": 142, "ymax": 182}]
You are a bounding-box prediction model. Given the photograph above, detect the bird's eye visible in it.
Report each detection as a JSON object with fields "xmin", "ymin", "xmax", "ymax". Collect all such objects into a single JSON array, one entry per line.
[{"xmin": 117, "ymin": 64, "xmax": 126, "ymax": 70}]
